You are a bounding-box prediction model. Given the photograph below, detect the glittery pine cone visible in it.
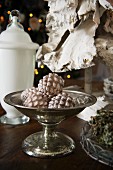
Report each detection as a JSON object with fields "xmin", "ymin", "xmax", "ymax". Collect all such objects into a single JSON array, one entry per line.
[
  {"xmin": 21, "ymin": 87, "xmax": 38, "ymax": 102},
  {"xmin": 38, "ymin": 73, "xmax": 64, "ymax": 98},
  {"xmin": 48, "ymin": 92, "xmax": 75, "ymax": 108}
]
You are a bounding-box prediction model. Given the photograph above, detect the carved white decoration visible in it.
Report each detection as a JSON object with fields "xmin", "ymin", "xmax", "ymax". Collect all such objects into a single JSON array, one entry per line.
[
  {"xmin": 44, "ymin": 18, "xmax": 97, "ymax": 72},
  {"xmin": 99, "ymin": 0, "xmax": 113, "ymax": 9},
  {"xmin": 37, "ymin": 0, "xmax": 113, "ymax": 72}
]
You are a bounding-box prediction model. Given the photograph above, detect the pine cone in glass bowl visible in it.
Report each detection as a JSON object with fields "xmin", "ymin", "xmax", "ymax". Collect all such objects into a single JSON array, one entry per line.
[
  {"xmin": 38, "ymin": 73, "xmax": 64, "ymax": 98},
  {"xmin": 48, "ymin": 92, "xmax": 75, "ymax": 108},
  {"xmin": 22, "ymin": 89, "xmax": 48, "ymax": 108}
]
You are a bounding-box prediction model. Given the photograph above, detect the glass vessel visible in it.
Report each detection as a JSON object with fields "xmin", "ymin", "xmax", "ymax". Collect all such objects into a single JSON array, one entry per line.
[
  {"xmin": 81, "ymin": 123, "xmax": 113, "ymax": 167},
  {"xmin": 4, "ymin": 90, "xmax": 96, "ymax": 157}
]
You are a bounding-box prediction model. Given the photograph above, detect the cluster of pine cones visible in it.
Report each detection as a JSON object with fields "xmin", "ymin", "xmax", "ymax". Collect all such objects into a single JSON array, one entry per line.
[{"xmin": 21, "ymin": 73, "xmax": 75, "ymax": 109}]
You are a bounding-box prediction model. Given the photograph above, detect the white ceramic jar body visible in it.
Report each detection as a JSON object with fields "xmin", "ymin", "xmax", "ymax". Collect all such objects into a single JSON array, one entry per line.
[
  {"xmin": 0, "ymin": 49, "xmax": 36, "ymax": 118},
  {"xmin": 0, "ymin": 11, "xmax": 39, "ymax": 124}
]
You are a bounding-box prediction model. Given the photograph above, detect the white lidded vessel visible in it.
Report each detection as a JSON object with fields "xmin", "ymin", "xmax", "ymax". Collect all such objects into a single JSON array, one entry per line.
[{"xmin": 0, "ymin": 10, "xmax": 39, "ymax": 125}]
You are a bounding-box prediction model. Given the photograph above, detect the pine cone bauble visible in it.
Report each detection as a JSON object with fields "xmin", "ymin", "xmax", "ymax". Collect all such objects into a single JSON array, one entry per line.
[
  {"xmin": 23, "ymin": 91, "xmax": 48, "ymax": 108},
  {"xmin": 21, "ymin": 87, "xmax": 38, "ymax": 102},
  {"xmin": 38, "ymin": 73, "xmax": 64, "ymax": 98},
  {"xmin": 48, "ymin": 92, "xmax": 75, "ymax": 108}
]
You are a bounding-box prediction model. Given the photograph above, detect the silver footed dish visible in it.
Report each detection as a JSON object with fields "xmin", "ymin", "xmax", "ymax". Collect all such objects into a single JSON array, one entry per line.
[{"xmin": 4, "ymin": 90, "xmax": 96, "ymax": 158}]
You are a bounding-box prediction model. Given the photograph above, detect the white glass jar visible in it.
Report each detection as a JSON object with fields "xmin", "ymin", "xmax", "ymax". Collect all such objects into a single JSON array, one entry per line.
[{"xmin": 0, "ymin": 10, "xmax": 39, "ymax": 125}]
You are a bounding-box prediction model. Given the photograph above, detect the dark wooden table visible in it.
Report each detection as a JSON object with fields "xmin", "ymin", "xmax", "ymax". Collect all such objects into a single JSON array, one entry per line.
[
  {"xmin": 0, "ymin": 79, "xmax": 113, "ymax": 170},
  {"xmin": 0, "ymin": 107, "xmax": 113, "ymax": 170}
]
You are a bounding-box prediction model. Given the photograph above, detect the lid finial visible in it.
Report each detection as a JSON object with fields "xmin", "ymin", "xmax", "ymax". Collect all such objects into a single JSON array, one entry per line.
[{"xmin": 7, "ymin": 9, "xmax": 23, "ymax": 29}]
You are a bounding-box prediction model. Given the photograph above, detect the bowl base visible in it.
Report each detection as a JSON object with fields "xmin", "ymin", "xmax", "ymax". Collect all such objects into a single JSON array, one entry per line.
[
  {"xmin": 0, "ymin": 114, "xmax": 30, "ymax": 125},
  {"xmin": 22, "ymin": 131, "xmax": 75, "ymax": 158}
]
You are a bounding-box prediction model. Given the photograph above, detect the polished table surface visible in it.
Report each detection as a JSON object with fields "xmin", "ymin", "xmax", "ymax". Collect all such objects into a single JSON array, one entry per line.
[{"xmin": 0, "ymin": 79, "xmax": 113, "ymax": 170}]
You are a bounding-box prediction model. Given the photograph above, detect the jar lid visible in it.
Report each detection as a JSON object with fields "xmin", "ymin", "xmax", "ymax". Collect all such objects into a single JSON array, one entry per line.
[{"xmin": 0, "ymin": 10, "xmax": 39, "ymax": 49}]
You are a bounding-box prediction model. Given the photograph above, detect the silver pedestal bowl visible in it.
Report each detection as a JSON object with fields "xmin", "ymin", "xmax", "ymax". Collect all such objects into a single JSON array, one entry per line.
[{"xmin": 4, "ymin": 90, "xmax": 96, "ymax": 158}]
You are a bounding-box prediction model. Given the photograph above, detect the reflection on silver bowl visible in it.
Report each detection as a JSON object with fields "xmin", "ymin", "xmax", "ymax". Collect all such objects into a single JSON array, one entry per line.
[{"xmin": 4, "ymin": 90, "xmax": 96, "ymax": 158}]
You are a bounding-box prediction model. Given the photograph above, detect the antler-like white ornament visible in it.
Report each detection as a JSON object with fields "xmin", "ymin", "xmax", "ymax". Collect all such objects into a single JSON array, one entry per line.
[{"xmin": 37, "ymin": 0, "xmax": 113, "ymax": 72}]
